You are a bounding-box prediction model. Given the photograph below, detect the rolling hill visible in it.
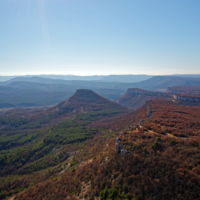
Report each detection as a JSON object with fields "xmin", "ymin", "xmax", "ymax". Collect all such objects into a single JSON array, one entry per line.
[
  {"xmin": 0, "ymin": 80, "xmax": 126, "ymax": 108},
  {"xmin": 0, "ymin": 74, "xmax": 152, "ymax": 83},
  {"xmin": 118, "ymin": 76, "xmax": 200, "ymax": 91},
  {"xmin": 8, "ymin": 81, "xmax": 125, "ymax": 101},
  {"xmin": 0, "ymin": 85, "xmax": 74, "ymax": 108},
  {"xmin": 8, "ymin": 81, "xmax": 78, "ymax": 92}
]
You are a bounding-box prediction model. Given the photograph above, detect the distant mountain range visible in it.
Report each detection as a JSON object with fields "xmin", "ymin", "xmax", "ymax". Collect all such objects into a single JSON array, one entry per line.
[
  {"xmin": 1, "ymin": 74, "xmax": 200, "ymax": 83},
  {"xmin": 0, "ymin": 74, "xmax": 152, "ymax": 83},
  {"xmin": 1, "ymin": 75, "xmax": 200, "ymax": 108},
  {"xmin": 119, "ymin": 76, "xmax": 200, "ymax": 91}
]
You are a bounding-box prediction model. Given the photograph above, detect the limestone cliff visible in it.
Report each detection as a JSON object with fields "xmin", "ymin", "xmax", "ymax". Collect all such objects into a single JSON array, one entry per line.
[{"xmin": 115, "ymin": 88, "xmax": 200, "ymax": 110}]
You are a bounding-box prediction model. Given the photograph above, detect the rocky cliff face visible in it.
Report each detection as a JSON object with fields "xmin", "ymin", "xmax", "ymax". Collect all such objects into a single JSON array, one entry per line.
[
  {"xmin": 173, "ymin": 95, "xmax": 200, "ymax": 101},
  {"xmin": 167, "ymin": 86, "xmax": 200, "ymax": 96},
  {"xmin": 128, "ymin": 88, "xmax": 200, "ymax": 102},
  {"xmin": 116, "ymin": 88, "xmax": 200, "ymax": 110},
  {"xmin": 127, "ymin": 88, "xmax": 172, "ymax": 97},
  {"xmin": 115, "ymin": 88, "xmax": 172, "ymax": 110}
]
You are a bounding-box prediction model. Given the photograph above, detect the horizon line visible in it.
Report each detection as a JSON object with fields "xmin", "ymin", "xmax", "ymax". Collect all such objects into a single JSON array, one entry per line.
[{"xmin": 1, "ymin": 73, "xmax": 200, "ymax": 77}]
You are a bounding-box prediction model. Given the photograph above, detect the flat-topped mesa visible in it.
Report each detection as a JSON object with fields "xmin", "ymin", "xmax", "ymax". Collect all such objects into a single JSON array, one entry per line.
[
  {"xmin": 127, "ymin": 88, "xmax": 200, "ymax": 102},
  {"xmin": 127, "ymin": 88, "xmax": 172, "ymax": 97},
  {"xmin": 116, "ymin": 88, "xmax": 200, "ymax": 110},
  {"xmin": 166, "ymin": 86, "xmax": 200, "ymax": 101},
  {"xmin": 115, "ymin": 88, "xmax": 173, "ymax": 110},
  {"xmin": 167, "ymin": 86, "xmax": 200, "ymax": 95}
]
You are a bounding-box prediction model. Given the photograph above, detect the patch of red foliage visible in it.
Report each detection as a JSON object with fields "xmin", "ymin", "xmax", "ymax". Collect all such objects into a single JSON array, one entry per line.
[
  {"xmin": 13, "ymin": 100, "xmax": 200, "ymax": 200},
  {"xmin": 144, "ymin": 99, "xmax": 200, "ymax": 138}
]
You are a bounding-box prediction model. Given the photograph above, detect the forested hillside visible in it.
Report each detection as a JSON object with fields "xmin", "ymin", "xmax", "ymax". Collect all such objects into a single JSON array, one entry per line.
[
  {"xmin": 0, "ymin": 98, "xmax": 199, "ymax": 200},
  {"xmin": 0, "ymin": 91, "xmax": 130, "ymax": 199}
]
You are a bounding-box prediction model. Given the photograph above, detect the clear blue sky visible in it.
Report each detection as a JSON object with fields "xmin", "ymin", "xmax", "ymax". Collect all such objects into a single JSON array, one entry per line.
[{"xmin": 0, "ymin": 0, "xmax": 200, "ymax": 76}]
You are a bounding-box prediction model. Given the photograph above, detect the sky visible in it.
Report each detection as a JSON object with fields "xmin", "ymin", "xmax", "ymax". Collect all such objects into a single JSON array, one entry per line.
[{"xmin": 0, "ymin": 0, "xmax": 200, "ymax": 76}]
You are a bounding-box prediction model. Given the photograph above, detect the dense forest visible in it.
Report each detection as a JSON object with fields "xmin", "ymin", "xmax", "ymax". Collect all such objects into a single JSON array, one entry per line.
[
  {"xmin": 1, "ymin": 96, "xmax": 200, "ymax": 199},
  {"xmin": 0, "ymin": 102, "xmax": 128, "ymax": 199}
]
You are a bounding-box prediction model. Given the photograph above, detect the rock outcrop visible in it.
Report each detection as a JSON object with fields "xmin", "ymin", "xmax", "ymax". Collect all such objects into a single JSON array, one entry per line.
[
  {"xmin": 115, "ymin": 88, "xmax": 172, "ymax": 110},
  {"xmin": 116, "ymin": 88, "xmax": 200, "ymax": 110},
  {"xmin": 127, "ymin": 88, "xmax": 172, "ymax": 97}
]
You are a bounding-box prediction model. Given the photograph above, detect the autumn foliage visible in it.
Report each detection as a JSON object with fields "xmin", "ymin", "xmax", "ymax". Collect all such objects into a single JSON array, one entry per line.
[{"xmin": 11, "ymin": 99, "xmax": 200, "ymax": 200}]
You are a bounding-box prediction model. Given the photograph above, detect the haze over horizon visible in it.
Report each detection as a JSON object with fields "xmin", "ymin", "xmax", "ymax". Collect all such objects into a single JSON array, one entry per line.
[
  {"xmin": 1, "ymin": 73, "xmax": 200, "ymax": 78},
  {"xmin": 0, "ymin": 0, "xmax": 200, "ymax": 76}
]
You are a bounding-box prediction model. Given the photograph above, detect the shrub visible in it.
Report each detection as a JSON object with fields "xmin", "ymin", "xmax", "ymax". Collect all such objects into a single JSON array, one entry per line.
[
  {"xmin": 123, "ymin": 184, "xmax": 128, "ymax": 194},
  {"xmin": 151, "ymin": 141, "xmax": 162, "ymax": 150},
  {"xmin": 170, "ymin": 140, "xmax": 177, "ymax": 145},
  {"xmin": 156, "ymin": 137, "xmax": 161, "ymax": 142}
]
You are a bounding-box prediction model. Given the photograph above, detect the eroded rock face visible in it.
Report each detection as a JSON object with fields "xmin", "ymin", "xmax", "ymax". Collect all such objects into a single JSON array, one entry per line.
[
  {"xmin": 127, "ymin": 88, "xmax": 172, "ymax": 97},
  {"xmin": 115, "ymin": 88, "xmax": 172, "ymax": 110},
  {"xmin": 167, "ymin": 86, "xmax": 200, "ymax": 96},
  {"xmin": 116, "ymin": 88, "xmax": 200, "ymax": 110}
]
